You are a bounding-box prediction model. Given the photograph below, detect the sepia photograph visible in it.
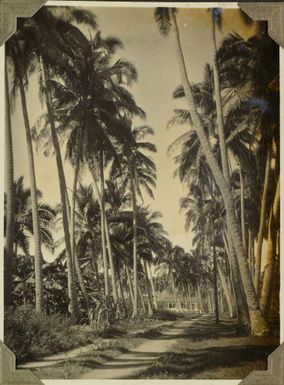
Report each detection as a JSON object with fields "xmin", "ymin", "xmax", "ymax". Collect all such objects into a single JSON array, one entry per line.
[{"xmin": 2, "ymin": 1, "xmax": 281, "ymax": 381}]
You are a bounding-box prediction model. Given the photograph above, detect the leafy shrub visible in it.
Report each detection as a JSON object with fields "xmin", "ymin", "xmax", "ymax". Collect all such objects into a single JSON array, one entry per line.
[{"xmin": 4, "ymin": 305, "xmax": 94, "ymax": 362}]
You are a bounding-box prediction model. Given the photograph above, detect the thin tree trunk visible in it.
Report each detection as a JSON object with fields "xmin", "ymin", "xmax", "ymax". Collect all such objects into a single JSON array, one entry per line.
[
  {"xmin": 212, "ymin": 241, "xmax": 219, "ymax": 323},
  {"xmin": 260, "ymin": 177, "xmax": 280, "ymax": 317},
  {"xmin": 143, "ymin": 259, "xmax": 154, "ymax": 316},
  {"xmin": 212, "ymin": 19, "xmax": 230, "ymax": 184},
  {"xmin": 129, "ymin": 159, "xmax": 138, "ymax": 316},
  {"xmin": 70, "ymin": 131, "xmax": 89, "ymax": 309},
  {"xmin": 138, "ymin": 281, "xmax": 146, "ymax": 313},
  {"xmin": 99, "ymin": 152, "xmax": 109, "ymax": 297},
  {"xmin": 88, "ymin": 161, "xmax": 117, "ymax": 301},
  {"xmin": 117, "ymin": 268, "xmax": 127, "ymax": 311},
  {"xmin": 125, "ymin": 264, "xmax": 134, "ymax": 308},
  {"xmin": 170, "ymin": 268, "xmax": 179, "ymax": 310},
  {"xmin": 147, "ymin": 261, "xmax": 158, "ymax": 310},
  {"xmin": 4, "ymin": 65, "xmax": 15, "ymax": 308},
  {"xmin": 171, "ymin": 12, "xmax": 268, "ymax": 335},
  {"xmin": 255, "ymin": 146, "xmax": 272, "ymax": 295},
  {"xmin": 197, "ymin": 283, "xmax": 204, "ymax": 313},
  {"xmin": 217, "ymin": 263, "xmax": 234, "ymax": 318},
  {"xmin": 239, "ymin": 167, "xmax": 247, "ymax": 251},
  {"xmin": 14, "ymin": 47, "xmax": 44, "ymax": 313},
  {"xmin": 41, "ymin": 58, "xmax": 79, "ymax": 320}
]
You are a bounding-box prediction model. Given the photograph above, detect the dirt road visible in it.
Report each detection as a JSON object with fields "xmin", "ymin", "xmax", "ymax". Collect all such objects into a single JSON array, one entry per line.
[{"xmin": 81, "ymin": 317, "xmax": 193, "ymax": 379}]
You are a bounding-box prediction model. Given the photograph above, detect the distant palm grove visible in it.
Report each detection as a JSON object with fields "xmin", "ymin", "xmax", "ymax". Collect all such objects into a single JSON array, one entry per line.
[{"xmin": 4, "ymin": 6, "xmax": 279, "ymax": 342}]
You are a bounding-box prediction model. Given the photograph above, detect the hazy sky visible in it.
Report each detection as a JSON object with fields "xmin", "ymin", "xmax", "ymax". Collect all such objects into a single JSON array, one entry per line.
[{"xmin": 11, "ymin": 6, "xmax": 257, "ymax": 261}]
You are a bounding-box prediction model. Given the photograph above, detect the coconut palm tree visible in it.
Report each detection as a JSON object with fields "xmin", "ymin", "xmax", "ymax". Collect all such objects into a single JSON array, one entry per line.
[
  {"xmin": 112, "ymin": 123, "xmax": 157, "ymax": 316},
  {"xmin": 6, "ymin": 34, "xmax": 45, "ymax": 312},
  {"xmin": 155, "ymin": 7, "xmax": 268, "ymax": 335},
  {"xmin": 4, "ymin": 65, "xmax": 15, "ymax": 307},
  {"xmin": 18, "ymin": 6, "xmax": 98, "ymax": 319}
]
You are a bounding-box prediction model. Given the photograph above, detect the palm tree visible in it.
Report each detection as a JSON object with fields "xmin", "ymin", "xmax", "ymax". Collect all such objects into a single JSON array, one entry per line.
[
  {"xmin": 4, "ymin": 177, "xmax": 55, "ymax": 257},
  {"xmin": 113, "ymin": 123, "xmax": 157, "ymax": 316},
  {"xmin": 155, "ymin": 7, "xmax": 268, "ymax": 335},
  {"xmin": 4, "ymin": 65, "xmax": 15, "ymax": 307},
  {"xmin": 6, "ymin": 34, "xmax": 45, "ymax": 312},
  {"xmin": 20, "ymin": 6, "xmax": 98, "ymax": 319}
]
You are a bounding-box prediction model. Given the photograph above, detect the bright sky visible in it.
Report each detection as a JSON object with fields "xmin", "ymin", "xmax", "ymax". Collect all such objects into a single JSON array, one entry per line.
[{"xmin": 10, "ymin": 6, "xmax": 257, "ymax": 261}]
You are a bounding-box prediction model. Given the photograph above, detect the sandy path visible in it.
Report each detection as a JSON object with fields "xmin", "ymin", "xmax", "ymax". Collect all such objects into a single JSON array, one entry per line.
[{"xmin": 81, "ymin": 317, "xmax": 193, "ymax": 379}]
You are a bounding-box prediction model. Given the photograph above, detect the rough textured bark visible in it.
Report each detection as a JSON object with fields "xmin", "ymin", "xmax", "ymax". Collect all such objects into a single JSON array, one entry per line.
[
  {"xmin": 41, "ymin": 58, "xmax": 79, "ymax": 320},
  {"xmin": 4, "ymin": 65, "xmax": 15, "ymax": 308},
  {"xmin": 255, "ymin": 146, "xmax": 272, "ymax": 295},
  {"xmin": 260, "ymin": 177, "xmax": 280, "ymax": 317},
  {"xmin": 172, "ymin": 12, "xmax": 268, "ymax": 335}
]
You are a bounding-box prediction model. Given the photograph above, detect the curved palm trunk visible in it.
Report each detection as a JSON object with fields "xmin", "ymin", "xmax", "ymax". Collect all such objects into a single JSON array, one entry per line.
[
  {"xmin": 129, "ymin": 160, "xmax": 138, "ymax": 317},
  {"xmin": 212, "ymin": 19, "xmax": 230, "ymax": 184},
  {"xmin": 4, "ymin": 65, "xmax": 15, "ymax": 308},
  {"xmin": 255, "ymin": 146, "xmax": 272, "ymax": 295},
  {"xmin": 171, "ymin": 12, "xmax": 268, "ymax": 335},
  {"xmin": 15, "ymin": 54, "xmax": 44, "ymax": 313},
  {"xmin": 41, "ymin": 58, "xmax": 79, "ymax": 320},
  {"xmin": 260, "ymin": 177, "xmax": 280, "ymax": 317}
]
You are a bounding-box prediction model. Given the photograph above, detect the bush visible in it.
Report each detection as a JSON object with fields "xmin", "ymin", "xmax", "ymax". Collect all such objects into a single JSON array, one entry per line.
[{"xmin": 4, "ymin": 305, "xmax": 93, "ymax": 362}]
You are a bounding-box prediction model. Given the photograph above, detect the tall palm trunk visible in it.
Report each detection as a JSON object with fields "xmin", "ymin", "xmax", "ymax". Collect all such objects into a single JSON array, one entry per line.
[
  {"xmin": 260, "ymin": 177, "xmax": 280, "ymax": 317},
  {"xmin": 239, "ymin": 167, "xmax": 247, "ymax": 250},
  {"xmin": 125, "ymin": 264, "xmax": 134, "ymax": 308},
  {"xmin": 169, "ymin": 267, "xmax": 179, "ymax": 310},
  {"xmin": 14, "ymin": 49, "xmax": 44, "ymax": 313},
  {"xmin": 147, "ymin": 261, "xmax": 158, "ymax": 310},
  {"xmin": 70, "ymin": 133, "xmax": 89, "ymax": 308},
  {"xmin": 41, "ymin": 58, "xmax": 79, "ymax": 320},
  {"xmin": 143, "ymin": 259, "xmax": 154, "ymax": 316},
  {"xmin": 99, "ymin": 152, "xmax": 109, "ymax": 297},
  {"xmin": 117, "ymin": 268, "xmax": 127, "ymax": 310},
  {"xmin": 255, "ymin": 146, "xmax": 272, "ymax": 295},
  {"xmin": 212, "ymin": 240, "xmax": 219, "ymax": 323},
  {"xmin": 138, "ymin": 281, "xmax": 146, "ymax": 313},
  {"xmin": 217, "ymin": 263, "xmax": 234, "ymax": 318},
  {"xmin": 129, "ymin": 158, "xmax": 138, "ymax": 316},
  {"xmin": 224, "ymin": 230, "xmax": 250, "ymax": 327},
  {"xmin": 171, "ymin": 11, "xmax": 268, "ymax": 335},
  {"xmin": 88, "ymin": 161, "xmax": 117, "ymax": 301},
  {"xmin": 4, "ymin": 65, "xmax": 15, "ymax": 308},
  {"xmin": 212, "ymin": 18, "xmax": 230, "ymax": 184}
]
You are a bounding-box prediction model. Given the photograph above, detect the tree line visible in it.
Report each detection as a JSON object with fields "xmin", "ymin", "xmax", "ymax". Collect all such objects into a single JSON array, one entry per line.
[{"xmin": 4, "ymin": 7, "xmax": 279, "ymax": 336}]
